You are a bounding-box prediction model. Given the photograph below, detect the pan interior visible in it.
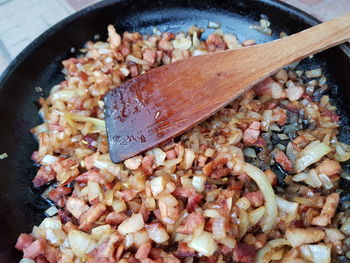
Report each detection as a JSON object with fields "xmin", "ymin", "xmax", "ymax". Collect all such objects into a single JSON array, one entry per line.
[{"xmin": 0, "ymin": 0, "xmax": 349, "ymax": 261}]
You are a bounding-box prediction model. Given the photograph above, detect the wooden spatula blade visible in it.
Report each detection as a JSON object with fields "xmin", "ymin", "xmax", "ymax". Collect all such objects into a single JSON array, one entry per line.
[{"xmin": 105, "ymin": 13, "xmax": 350, "ymax": 163}]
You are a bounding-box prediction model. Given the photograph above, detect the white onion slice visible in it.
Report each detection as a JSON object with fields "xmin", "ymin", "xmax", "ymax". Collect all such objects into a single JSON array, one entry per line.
[
  {"xmin": 255, "ymin": 239, "xmax": 290, "ymax": 263},
  {"xmin": 242, "ymin": 163, "xmax": 277, "ymax": 233}
]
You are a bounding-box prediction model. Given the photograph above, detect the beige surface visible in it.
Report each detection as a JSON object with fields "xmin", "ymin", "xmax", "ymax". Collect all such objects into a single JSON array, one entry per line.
[{"xmin": 0, "ymin": 0, "xmax": 349, "ymax": 74}]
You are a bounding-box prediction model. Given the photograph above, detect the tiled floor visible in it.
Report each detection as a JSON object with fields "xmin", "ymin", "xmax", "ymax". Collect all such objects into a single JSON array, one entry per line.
[{"xmin": 0, "ymin": 0, "xmax": 349, "ymax": 74}]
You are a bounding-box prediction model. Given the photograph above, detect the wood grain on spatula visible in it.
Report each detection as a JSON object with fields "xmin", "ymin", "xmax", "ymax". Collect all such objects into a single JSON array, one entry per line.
[{"xmin": 105, "ymin": 13, "xmax": 350, "ymax": 163}]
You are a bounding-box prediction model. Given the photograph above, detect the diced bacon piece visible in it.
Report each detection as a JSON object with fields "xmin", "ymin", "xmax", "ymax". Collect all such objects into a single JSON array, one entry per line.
[
  {"xmin": 287, "ymin": 86, "xmax": 304, "ymax": 101},
  {"xmin": 31, "ymin": 151, "xmax": 40, "ymax": 163},
  {"xmin": 66, "ymin": 197, "xmax": 89, "ymax": 219},
  {"xmin": 233, "ymin": 243, "xmax": 256, "ymax": 263},
  {"xmin": 33, "ymin": 166, "xmax": 56, "ymax": 188},
  {"xmin": 48, "ymin": 186, "xmax": 72, "ymax": 203},
  {"xmin": 275, "ymin": 151, "xmax": 293, "ymax": 172},
  {"xmin": 272, "ymin": 108, "xmax": 287, "ymax": 126},
  {"xmin": 120, "ymin": 45, "xmax": 131, "ymax": 56},
  {"xmin": 312, "ymin": 193, "xmax": 339, "ymax": 226},
  {"xmin": 210, "ymin": 168, "xmax": 231, "ymax": 179},
  {"xmin": 58, "ymin": 209, "xmax": 71, "ymax": 224},
  {"xmin": 79, "ymin": 203, "xmax": 106, "ymax": 231},
  {"xmin": 129, "ymin": 64, "xmax": 139, "ymax": 77},
  {"xmin": 89, "ymin": 240, "xmax": 115, "ymax": 262},
  {"xmin": 135, "ymin": 242, "xmax": 152, "ymax": 260},
  {"xmin": 106, "ymin": 211, "xmax": 128, "ymax": 225},
  {"xmin": 175, "ymin": 243, "xmax": 196, "ymax": 258},
  {"xmin": 177, "ymin": 211, "xmax": 205, "ymax": 234},
  {"xmin": 321, "ymin": 108, "xmax": 339, "ymax": 123},
  {"xmin": 45, "ymin": 245, "xmax": 61, "ymax": 263},
  {"xmin": 142, "ymin": 155, "xmax": 154, "ymax": 176},
  {"xmin": 120, "ymin": 189, "xmax": 139, "ymax": 201},
  {"xmin": 243, "ymin": 121, "xmax": 261, "ymax": 145},
  {"xmin": 238, "ymin": 172, "xmax": 251, "ymax": 183},
  {"xmin": 143, "ymin": 49, "xmax": 157, "ymax": 64},
  {"xmin": 166, "ymin": 149, "xmax": 177, "ymax": 160},
  {"xmin": 243, "ymin": 191, "xmax": 264, "ymax": 207},
  {"xmin": 158, "ymin": 39, "xmax": 174, "ymax": 51},
  {"xmin": 84, "ymin": 153, "xmax": 99, "ymax": 170},
  {"xmin": 316, "ymin": 158, "xmax": 341, "ymax": 176},
  {"xmin": 254, "ymin": 77, "xmax": 286, "ymax": 99},
  {"xmin": 23, "ymin": 239, "xmax": 47, "ymax": 259},
  {"xmin": 63, "ymin": 222, "xmax": 78, "ymax": 233},
  {"xmin": 171, "ymin": 49, "xmax": 190, "ymax": 62},
  {"xmin": 206, "ymin": 33, "xmax": 227, "ymax": 50},
  {"xmin": 35, "ymin": 256, "xmax": 49, "ymax": 263},
  {"xmin": 173, "ymin": 187, "xmax": 203, "ymax": 212},
  {"xmin": 15, "ymin": 233, "xmax": 34, "ymax": 251},
  {"xmin": 75, "ymin": 168, "xmax": 104, "ymax": 184}
]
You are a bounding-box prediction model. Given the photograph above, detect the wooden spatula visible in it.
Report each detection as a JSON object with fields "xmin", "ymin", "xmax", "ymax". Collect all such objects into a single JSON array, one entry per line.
[{"xmin": 104, "ymin": 13, "xmax": 350, "ymax": 163}]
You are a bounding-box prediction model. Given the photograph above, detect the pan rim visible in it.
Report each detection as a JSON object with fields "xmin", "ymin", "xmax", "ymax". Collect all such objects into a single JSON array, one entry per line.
[{"xmin": 0, "ymin": 0, "xmax": 349, "ymax": 86}]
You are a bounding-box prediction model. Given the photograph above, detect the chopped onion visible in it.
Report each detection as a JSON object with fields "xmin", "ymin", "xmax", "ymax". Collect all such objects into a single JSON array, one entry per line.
[
  {"xmin": 255, "ymin": 239, "xmax": 290, "ymax": 263},
  {"xmin": 146, "ymin": 223, "xmax": 169, "ymax": 243},
  {"xmin": 94, "ymin": 153, "xmax": 122, "ymax": 176},
  {"xmin": 0, "ymin": 152, "xmax": 8, "ymax": 160},
  {"xmin": 31, "ymin": 123, "xmax": 48, "ymax": 135},
  {"xmin": 173, "ymin": 38, "xmax": 192, "ymax": 50},
  {"xmin": 285, "ymin": 228, "xmax": 325, "ymax": 247},
  {"xmin": 192, "ymin": 175, "xmax": 206, "ymax": 192},
  {"xmin": 341, "ymin": 217, "xmax": 350, "ymax": 235},
  {"xmin": 249, "ymin": 206, "xmax": 265, "ymax": 226},
  {"xmin": 126, "ymin": 55, "xmax": 150, "ymax": 65},
  {"xmin": 45, "ymin": 206, "xmax": 58, "ymax": 217},
  {"xmin": 68, "ymin": 230, "xmax": 96, "ymax": 257},
  {"xmin": 117, "ymin": 213, "xmax": 144, "ymax": 235},
  {"xmin": 333, "ymin": 140, "xmax": 350, "ymax": 162},
  {"xmin": 275, "ymin": 196, "xmax": 298, "ymax": 223},
  {"xmin": 236, "ymin": 197, "xmax": 251, "ymax": 210},
  {"xmin": 305, "ymin": 68, "xmax": 322, "ymax": 78},
  {"xmin": 238, "ymin": 210, "xmax": 249, "ymax": 239},
  {"xmin": 124, "ymin": 233, "xmax": 134, "ymax": 249},
  {"xmin": 208, "ymin": 21, "xmax": 221, "ymax": 29},
  {"xmin": 216, "ymin": 236, "xmax": 236, "ymax": 249},
  {"xmin": 39, "ymin": 217, "xmax": 62, "ymax": 230},
  {"xmin": 124, "ymin": 155, "xmax": 142, "ymax": 170},
  {"xmin": 189, "ymin": 231, "xmax": 217, "ymax": 256},
  {"xmin": 242, "ymin": 163, "xmax": 277, "ymax": 233},
  {"xmin": 41, "ymin": 154, "xmax": 59, "ymax": 165},
  {"xmin": 299, "ymin": 244, "xmax": 330, "ymax": 263},
  {"xmin": 203, "ymin": 209, "xmax": 221, "ymax": 218},
  {"xmin": 87, "ymin": 181, "xmax": 102, "ymax": 202},
  {"xmin": 91, "ymin": 224, "xmax": 111, "ymax": 242},
  {"xmin": 64, "ymin": 112, "xmax": 105, "ymax": 134},
  {"xmin": 20, "ymin": 259, "xmax": 35, "ymax": 263},
  {"xmin": 212, "ymin": 217, "xmax": 226, "ymax": 239},
  {"xmin": 50, "ymin": 89, "xmax": 78, "ymax": 102},
  {"xmin": 243, "ymin": 148, "xmax": 256, "ymax": 158},
  {"xmin": 112, "ymin": 199, "xmax": 127, "ymax": 213},
  {"xmin": 295, "ymin": 141, "xmax": 331, "ymax": 172},
  {"xmin": 180, "ymin": 148, "xmax": 196, "ymax": 169},
  {"xmin": 133, "ymin": 230, "xmax": 150, "ymax": 247},
  {"xmin": 150, "ymin": 176, "xmax": 167, "ymax": 196},
  {"xmin": 318, "ymin": 173, "xmax": 333, "ymax": 189},
  {"xmin": 147, "ymin": 148, "xmax": 166, "ymax": 166},
  {"xmin": 205, "ymin": 148, "xmax": 215, "ymax": 157}
]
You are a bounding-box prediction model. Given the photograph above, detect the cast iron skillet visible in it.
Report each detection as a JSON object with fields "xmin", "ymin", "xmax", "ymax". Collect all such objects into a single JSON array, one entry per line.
[{"xmin": 1, "ymin": 0, "xmax": 350, "ymax": 261}]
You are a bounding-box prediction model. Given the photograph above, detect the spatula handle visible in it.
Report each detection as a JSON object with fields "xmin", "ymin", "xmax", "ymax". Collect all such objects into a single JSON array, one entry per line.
[{"xmin": 261, "ymin": 12, "xmax": 350, "ymax": 70}]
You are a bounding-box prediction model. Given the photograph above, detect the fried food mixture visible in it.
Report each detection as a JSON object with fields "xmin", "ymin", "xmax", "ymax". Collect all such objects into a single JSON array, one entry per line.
[{"xmin": 15, "ymin": 24, "xmax": 350, "ymax": 263}]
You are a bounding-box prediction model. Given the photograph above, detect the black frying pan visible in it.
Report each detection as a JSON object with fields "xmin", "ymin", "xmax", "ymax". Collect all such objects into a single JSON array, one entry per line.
[{"xmin": 1, "ymin": 0, "xmax": 350, "ymax": 261}]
